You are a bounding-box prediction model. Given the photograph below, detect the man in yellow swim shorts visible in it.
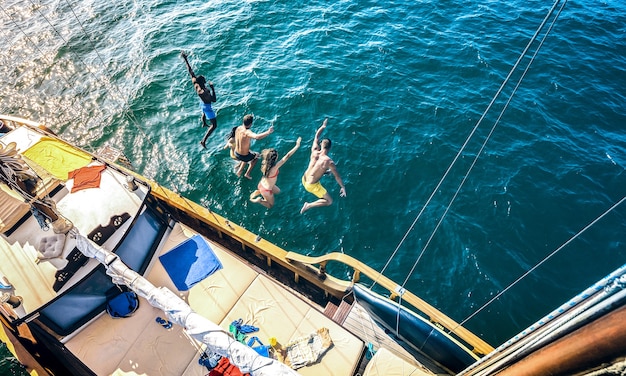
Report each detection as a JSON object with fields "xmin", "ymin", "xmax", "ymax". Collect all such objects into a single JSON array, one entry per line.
[
  {"xmin": 300, "ymin": 118, "xmax": 346, "ymax": 214},
  {"xmin": 301, "ymin": 177, "xmax": 327, "ymax": 199}
]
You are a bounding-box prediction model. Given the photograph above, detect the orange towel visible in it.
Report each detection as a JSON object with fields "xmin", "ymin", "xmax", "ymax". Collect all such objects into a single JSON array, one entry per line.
[{"xmin": 68, "ymin": 165, "xmax": 106, "ymax": 193}]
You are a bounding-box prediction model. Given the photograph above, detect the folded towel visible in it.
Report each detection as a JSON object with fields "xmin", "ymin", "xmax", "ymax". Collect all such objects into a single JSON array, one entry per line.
[{"xmin": 159, "ymin": 235, "xmax": 222, "ymax": 291}]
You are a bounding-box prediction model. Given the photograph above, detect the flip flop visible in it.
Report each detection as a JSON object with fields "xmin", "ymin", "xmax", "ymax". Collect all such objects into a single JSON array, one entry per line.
[
  {"xmin": 238, "ymin": 324, "xmax": 259, "ymax": 334},
  {"xmin": 156, "ymin": 316, "xmax": 173, "ymax": 329}
]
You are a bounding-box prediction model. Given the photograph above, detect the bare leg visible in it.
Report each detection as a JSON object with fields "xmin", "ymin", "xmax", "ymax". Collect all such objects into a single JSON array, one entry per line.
[
  {"xmin": 251, "ymin": 191, "xmax": 274, "ymax": 208},
  {"xmin": 300, "ymin": 194, "xmax": 333, "ymax": 214},
  {"xmin": 250, "ymin": 190, "xmax": 261, "ymax": 200},
  {"xmin": 244, "ymin": 159, "xmax": 257, "ymax": 179},
  {"xmin": 200, "ymin": 118, "xmax": 217, "ymax": 148},
  {"xmin": 262, "ymin": 191, "xmax": 275, "ymax": 208},
  {"xmin": 251, "ymin": 196, "xmax": 272, "ymax": 209},
  {"xmin": 235, "ymin": 162, "xmax": 245, "ymax": 177}
]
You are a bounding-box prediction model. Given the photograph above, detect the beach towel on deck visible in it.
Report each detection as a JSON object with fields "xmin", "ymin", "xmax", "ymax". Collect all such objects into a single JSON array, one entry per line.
[
  {"xmin": 68, "ymin": 164, "xmax": 106, "ymax": 193},
  {"xmin": 159, "ymin": 234, "xmax": 222, "ymax": 291},
  {"xmin": 23, "ymin": 137, "xmax": 92, "ymax": 180}
]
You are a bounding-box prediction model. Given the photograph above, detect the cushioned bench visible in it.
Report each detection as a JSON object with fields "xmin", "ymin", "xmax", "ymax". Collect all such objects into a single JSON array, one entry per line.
[
  {"xmin": 218, "ymin": 274, "xmax": 364, "ymax": 376},
  {"xmin": 363, "ymin": 347, "xmax": 430, "ymax": 376},
  {"xmin": 66, "ymin": 223, "xmax": 363, "ymax": 375},
  {"xmin": 0, "ymin": 184, "xmax": 30, "ymax": 233}
]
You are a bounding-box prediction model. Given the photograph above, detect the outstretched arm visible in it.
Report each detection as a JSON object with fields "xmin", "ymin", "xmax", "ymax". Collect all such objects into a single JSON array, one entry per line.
[
  {"xmin": 181, "ymin": 51, "xmax": 196, "ymax": 78},
  {"xmin": 329, "ymin": 162, "xmax": 346, "ymax": 197},
  {"xmin": 249, "ymin": 126, "xmax": 274, "ymax": 141},
  {"xmin": 311, "ymin": 118, "xmax": 328, "ymax": 151},
  {"xmin": 276, "ymin": 137, "xmax": 302, "ymax": 168}
]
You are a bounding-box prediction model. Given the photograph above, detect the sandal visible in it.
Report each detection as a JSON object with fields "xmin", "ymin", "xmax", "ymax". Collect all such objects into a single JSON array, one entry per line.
[{"xmin": 156, "ymin": 316, "xmax": 173, "ymax": 329}]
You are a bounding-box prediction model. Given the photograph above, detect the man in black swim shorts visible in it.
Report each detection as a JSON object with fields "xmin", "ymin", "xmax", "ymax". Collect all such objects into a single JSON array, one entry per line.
[{"xmin": 234, "ymin": 114, "xmax": 273, "ymax": 179}]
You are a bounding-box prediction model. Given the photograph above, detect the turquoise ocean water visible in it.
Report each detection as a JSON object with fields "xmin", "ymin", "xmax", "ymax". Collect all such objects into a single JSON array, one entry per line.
[{"xmin": 1, "ymin": 0, "xmax": 625, "ymax": 363}]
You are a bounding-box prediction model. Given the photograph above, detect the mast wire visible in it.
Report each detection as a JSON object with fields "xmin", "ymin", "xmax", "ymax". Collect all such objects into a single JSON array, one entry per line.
[
  {"xmin": 399, "ymin": 0, "xmax": 568, "ymax": 290},
  {"xmin": 457, "ymin": 195, "xmax": 626, "ymax": 328},
  {"xmin": 372, "ymin": 0, "xmax": 567, "ymax": 292},
  {"xmin": 0, "ymin": 4, "xmax": 91, "ymax": 128}
]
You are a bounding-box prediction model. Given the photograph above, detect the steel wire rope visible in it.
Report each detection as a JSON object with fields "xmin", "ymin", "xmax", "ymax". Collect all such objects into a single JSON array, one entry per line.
[
  {"xmin": 24, "ymin": 0, "xmax": 160, "ymax": 159},
  {"xmin": 456, "ymin": 195, "xmax": 626, "ymax": 331},
  {"xmin": 399, "ymin": 0, "xmax": 567, "ymax": 342},
  {"xmin": 22, "ymin": 0, "xmax": 122, "ymax": 143},
  {"xmin": 399, "ymin": 0, "xmax": 568, "ymax": 293},
  {"xmin": 365, "ymin": 0, "xmax": 567, "ymax": 342},
  {"xmin": 63, "ymin": 0, "xmax": 170, "ymax": 180},
  {"xmin": 371, "ymin": 0, "xmax": 566, "ymax": 293},
  {"xmin": 61, "ymin": 0, "xmax": 114, "ymax": 89},
  {"xmin": 0, "ymin": 4, "xmax": 94, "ymax": 133},
  {"xmin": 461, "ymin": 280, "xmax": 626, "ymax": 376},
  {"xmin": 61, "ymin": 0, "xmax": 137, "ymax": 130}
]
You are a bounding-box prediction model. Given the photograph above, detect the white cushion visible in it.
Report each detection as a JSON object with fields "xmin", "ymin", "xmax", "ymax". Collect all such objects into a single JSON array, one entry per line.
[{"xmin": 37, "ymin": 234, "xmax": 66, "ymax": 260}]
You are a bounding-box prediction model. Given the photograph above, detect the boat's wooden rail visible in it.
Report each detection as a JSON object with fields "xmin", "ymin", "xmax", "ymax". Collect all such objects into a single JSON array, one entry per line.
[
  {"xmin": 284, "ymin": 251, "xmax": 494, "ymax": 357},
  {"xmin": 147, "ymin": 182, "xmax": 353, "ymax": 293}
]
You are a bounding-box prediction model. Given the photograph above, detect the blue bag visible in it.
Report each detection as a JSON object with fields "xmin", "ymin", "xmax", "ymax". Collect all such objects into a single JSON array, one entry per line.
[{"xmin": 106, "ymin": 291, "xmax": 139, "ymax": 318}]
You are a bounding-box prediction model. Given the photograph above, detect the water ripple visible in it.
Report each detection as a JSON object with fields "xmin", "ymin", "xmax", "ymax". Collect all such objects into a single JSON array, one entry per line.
[{"xmin": 1, "ymin": 0, "xmax": 625, "ymax": 347}]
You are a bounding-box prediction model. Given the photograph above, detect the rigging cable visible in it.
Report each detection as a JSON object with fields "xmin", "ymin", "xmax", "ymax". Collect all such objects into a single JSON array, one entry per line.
[
  {"xmin": 0, "ymin": 4, "xmax": 90, "ymax": 126},
  {"xmin": 24, "ymin": 0, "xmax": 121, "ymax": 139},
  {"xmin": 399, "ymin": 0, "xmax": 568, "ymax": 291},
  {"xmin": 456, "ymin": 195, "xmax": 626, "ymax": 330},
  {"xmin": 371, "ymin": 0, "xmax": 567, "ymax": 291},
  {"xmin": 61, "ymin": 0, "xmax": 160, "ymax": 166},
  {"xmin": 24, "ymin": 0, "xmax": 160, "ymax": 163}
]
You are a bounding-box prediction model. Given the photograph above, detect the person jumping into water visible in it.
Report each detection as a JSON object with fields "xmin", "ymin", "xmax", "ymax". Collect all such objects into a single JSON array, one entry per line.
[
  {"xmin": 181, "ymin": 51, "xmax": 217, "ymax": 148},
  {"xmin": 300, "ymin": 118, "xmax": 346, "ymax": 214},
  {"xmin": 250, "ymin": 137, "xmax": 301, "ymax": 209},
  {"xmin": 234, "ymin": 114, "xmax": 274, "ymax": 179}
]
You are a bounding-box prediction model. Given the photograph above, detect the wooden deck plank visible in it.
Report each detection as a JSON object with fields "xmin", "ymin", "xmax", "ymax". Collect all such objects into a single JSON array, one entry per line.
[{"xmin": 333, "ymin": 300, "xmax": 352, "ymax": 324}]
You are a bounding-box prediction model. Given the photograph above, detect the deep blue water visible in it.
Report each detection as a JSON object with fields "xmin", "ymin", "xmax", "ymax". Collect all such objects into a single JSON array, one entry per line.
[{"xmin": 1, "ymin": 0, "xmax": 625, "ymax": 360}]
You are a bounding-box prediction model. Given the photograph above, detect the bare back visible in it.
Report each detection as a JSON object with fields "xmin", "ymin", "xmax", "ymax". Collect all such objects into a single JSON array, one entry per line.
[{"xmin": 234, "ymin": 125, "xmax": 251, "ymax": 155}]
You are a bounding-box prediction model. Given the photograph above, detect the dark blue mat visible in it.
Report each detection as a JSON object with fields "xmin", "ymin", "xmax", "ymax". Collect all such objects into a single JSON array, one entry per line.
[{"xmin": 159, "ymin": 235, "xmax": 223, "ymax": 291}]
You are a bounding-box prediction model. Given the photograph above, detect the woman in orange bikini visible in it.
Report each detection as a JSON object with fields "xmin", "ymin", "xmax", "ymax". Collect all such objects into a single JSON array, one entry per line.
[{"xmin": 250, "ymin": 137, "xmax": 301, "ymax": 209}]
